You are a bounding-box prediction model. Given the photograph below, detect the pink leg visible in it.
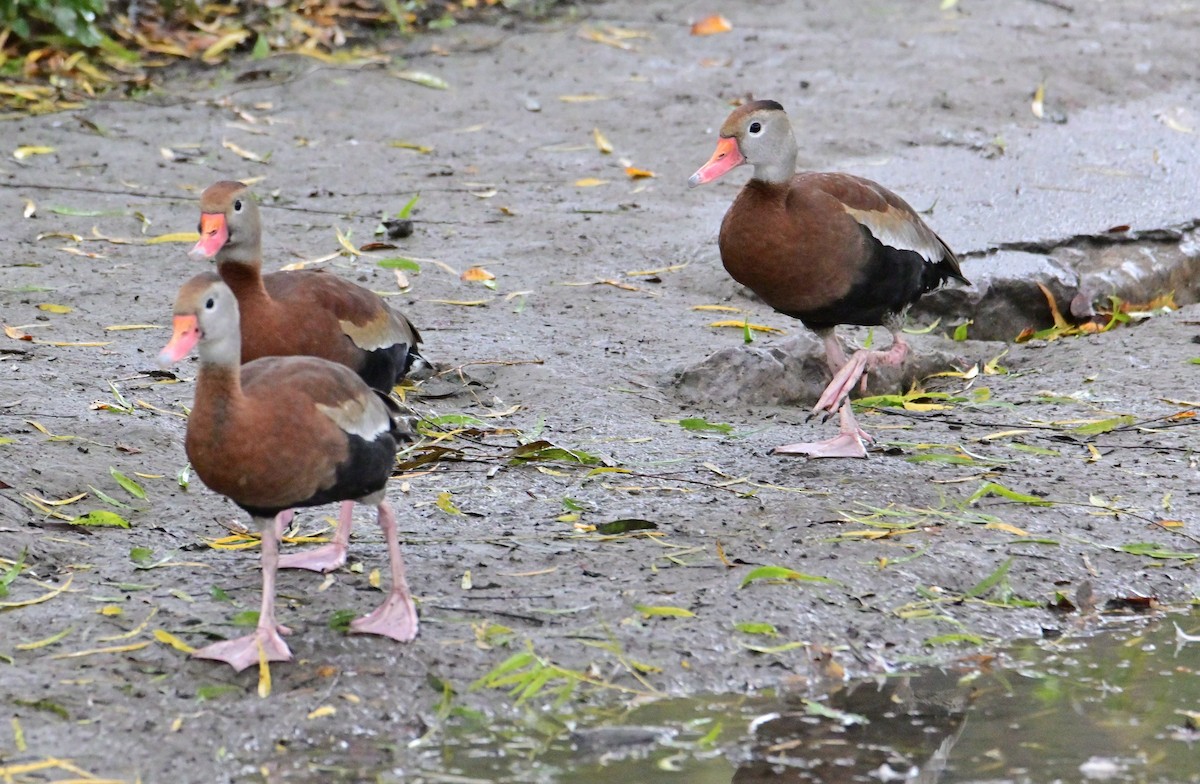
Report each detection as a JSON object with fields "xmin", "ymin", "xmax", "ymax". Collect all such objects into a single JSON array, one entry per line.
[
  {"xmin": 193, "ymin": 513, "xmax": 293, "ymax": 671},
  {"xmin": 350, "ymin": 501, "xmax": 418, "ymax": 642},
  {"xmin": 819, "ymin": 329, "xmax": 850, "ymax": 373},
  {"xmin": 277, "ymin": 500, "xmax": 353, "ymax": 573},
  {"xmin": 812, "ymin": 332, "xmax": 909, "ymax": 416},
  {"xmin": 774, "ymin": 401, "xmax": 870, "ymax": 459},
  {"xmin": 274, "ymin": 509, "xmax": 296, "ymax": 536}
]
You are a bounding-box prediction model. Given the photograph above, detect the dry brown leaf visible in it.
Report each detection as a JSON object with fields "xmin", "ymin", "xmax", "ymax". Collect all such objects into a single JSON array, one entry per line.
[
  {"xmin": 222, "ymin": 138, "xmax": 269, "ymax": 163},
  {"xmin": 461, "ymin": 266, "xmax": 496, "ymax": 282},
  {"xmin": 202, "ymin": 30, "xmax": 251, "ymax": 62},
  {"xmin": 691, "ymin": 15, "xmax": 733, "ymax": 36}
]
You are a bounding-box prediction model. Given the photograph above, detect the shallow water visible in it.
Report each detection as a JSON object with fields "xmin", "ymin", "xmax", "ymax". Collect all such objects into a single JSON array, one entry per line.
[{"xmin": 416, "ymin": 613, "xmax": 1200, "ymax": 783}]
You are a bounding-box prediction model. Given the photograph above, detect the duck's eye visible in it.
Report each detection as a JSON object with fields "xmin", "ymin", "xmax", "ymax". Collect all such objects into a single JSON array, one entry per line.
[
  {"xmin": 748, "ymin": 121, "xmax": 763, "ymax": 136},
  {"xmin": 204, "ymin": 297, "xmax": 216, "ymax": 310},
  {"xmin": 232, "ymin": 199, "xmax": 243, "ymax": 213}
]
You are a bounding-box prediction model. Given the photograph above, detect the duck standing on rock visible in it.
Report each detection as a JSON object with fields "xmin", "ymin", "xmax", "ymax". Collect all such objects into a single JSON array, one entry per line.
[
  {"xmin": 188, "ymin": 180, "xmax": 426, "ymax": 571},
  {"xmin": 689, "ymin": 99, "xmax": 969, "ymax": 458},
  {"xmin": 159, "ymin": 272, "xmax": 419, "ymax": 671}
]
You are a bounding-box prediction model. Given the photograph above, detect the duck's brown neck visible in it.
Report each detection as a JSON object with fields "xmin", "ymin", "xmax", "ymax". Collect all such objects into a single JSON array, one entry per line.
[
  {"xmin": 216, "ymin": 260, "xmax": 271, "ymax": 305},
  {"xmin": 191, "ymin": 361, "xmax": 242, "ymax": 432}
]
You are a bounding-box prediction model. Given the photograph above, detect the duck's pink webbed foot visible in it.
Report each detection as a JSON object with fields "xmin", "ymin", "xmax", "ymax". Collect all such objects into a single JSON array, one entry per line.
[
  {"xmin": 192, "ymin": 624, "xmax": 292, "ymax": 672},
  {"xmin": 775, "ymin": 401, "xmax": 871, "ymax": 459},
  {"xmin": 349, "ymin": 501, "xmax": 418, "ymax": 642},
  {"xmin": 277, "ymin": 501, "xmax": 353, "ymax": 573},
  {"xmin": 350, "ymin": 590, "xmax": 418, "ymax": 642}
]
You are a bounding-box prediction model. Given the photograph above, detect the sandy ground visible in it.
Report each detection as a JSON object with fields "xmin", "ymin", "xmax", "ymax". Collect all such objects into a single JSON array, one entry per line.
[{"xmin": 1, "ymin": 0, "xmax": 1198, "ymax": 780}]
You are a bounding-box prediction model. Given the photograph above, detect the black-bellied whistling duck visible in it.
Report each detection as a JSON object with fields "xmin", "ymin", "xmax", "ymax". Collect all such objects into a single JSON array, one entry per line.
[
  {"xmin": 159, "ymin": 272, "xmax": 418, "ymax": 671},
  {"xmin": 189, "ymin": 180, "xmax": 425, "ymax": 572},
  {"xmin": 689, "ymin": 100, "xmax": 968, "ymax": 458}
]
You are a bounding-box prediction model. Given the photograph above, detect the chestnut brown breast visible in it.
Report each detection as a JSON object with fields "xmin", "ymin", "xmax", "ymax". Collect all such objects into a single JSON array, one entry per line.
[
  {"xmin": 185, "ymin": 358, "xmax": 385, "ymax": 514},
  {"xmin": 719, "ymin": 172, "xmax": 965, "ymax": 330}
]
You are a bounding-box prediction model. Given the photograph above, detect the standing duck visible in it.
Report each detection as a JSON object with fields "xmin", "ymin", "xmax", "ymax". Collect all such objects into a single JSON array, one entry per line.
[
  {"xmin": 159, "ymin": 272, "xmax": 418, "ymax": 671},
  {"xmin": 189, "ymin": 180, "xmax": 425, "ymax": 571},
  {"xmin": 689, "ymin": 100, "xmax": 968, "ymax": 458}
]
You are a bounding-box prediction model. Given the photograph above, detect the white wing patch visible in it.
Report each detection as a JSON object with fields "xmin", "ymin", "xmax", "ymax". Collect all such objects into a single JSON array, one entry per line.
[
  {"xmin": 843, "ymin": 205, "xmax": 943, "ymax": 264},
  {"xmin": 316, "ymin": 395, "xmax": 391, "ymax": 440}
]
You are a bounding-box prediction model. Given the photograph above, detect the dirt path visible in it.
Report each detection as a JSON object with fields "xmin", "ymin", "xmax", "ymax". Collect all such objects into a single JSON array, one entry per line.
[{"xmin": 2, "ymin": 1, "xmax": 1198, "ymax": 779}]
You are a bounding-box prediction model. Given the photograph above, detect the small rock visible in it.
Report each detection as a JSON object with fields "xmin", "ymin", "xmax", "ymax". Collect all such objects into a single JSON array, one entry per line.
[{"xmin": 383, "ymin": 219, "xmax": 414, "ymax": 239}]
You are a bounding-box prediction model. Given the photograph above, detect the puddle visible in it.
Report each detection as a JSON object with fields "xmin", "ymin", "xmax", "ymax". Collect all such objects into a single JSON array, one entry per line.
[{"xmin": 409, "ymin": 614, "xmax": 1200, "ymax": 783}]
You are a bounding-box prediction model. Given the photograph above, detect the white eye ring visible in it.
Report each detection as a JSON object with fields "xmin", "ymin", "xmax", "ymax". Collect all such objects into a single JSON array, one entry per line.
[
  {"xmin": 232, "ymin": 199, "xmax": 244, "ymax": 213},
  {"xmin": 747, "ymin": 121, "xmax": 764, "ymax": 136}
]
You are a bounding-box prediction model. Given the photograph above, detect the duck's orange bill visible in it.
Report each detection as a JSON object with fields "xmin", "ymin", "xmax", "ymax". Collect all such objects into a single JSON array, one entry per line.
[
  {"xmin": 688, "ymin": 136, "xmax": 744, "ymax": 188},
  {"xmin": 189, "ymin": 212, "xmax": 228, "ymax": 261},
  {"xmin": 158, "ymin": 314, "xmax": 200, "ymax": 367}
]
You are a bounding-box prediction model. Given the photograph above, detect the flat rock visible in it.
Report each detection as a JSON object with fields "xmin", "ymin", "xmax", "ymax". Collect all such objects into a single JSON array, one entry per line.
[{"xmin": 671, "ymin": 333, "xmax": 1004, "ymax": 408}]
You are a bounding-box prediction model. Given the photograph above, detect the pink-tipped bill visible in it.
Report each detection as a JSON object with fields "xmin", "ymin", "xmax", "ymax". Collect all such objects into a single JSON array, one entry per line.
[
  {"xmin": 158, "ymin": 314, "xmax": 200, "ymax": 367},
  {"xmin": 688, "ymin": 136, "xmax": 744, "ymax": 188},
  {"xmin": 189, "ymin": 212, "xmax": 228, "ymax": 261}
]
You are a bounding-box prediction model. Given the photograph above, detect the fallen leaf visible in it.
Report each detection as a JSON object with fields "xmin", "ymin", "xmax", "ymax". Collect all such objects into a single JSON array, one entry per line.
[
  {"xmin": 558, "ymin": 94, "xmax": 610, "ymax": 103},
  {"xmin": 71, "ymin": 510, "xmax": 130, "ymax": 528},
  {"xmin": 634, "ymin": 604, "xmax": 695, "ymax": 618},
  {"xmin": 709, "ymin": 319, "xmax": 784, "ymax": 334},
  {"xmin": 461, "ymin": 266, "xmax": 495, "ymax": 282},
  {"xmin": 222, "ymin": 138, "xmax": 270, "ymax": 163},
  {"xmin": 691, "ymin": 15, "xmax": 732, "ymax": 36},
  {"xmin": 14, "ymin": 145, "xmax": 55, "ymax": 160},
  {"xmin": 624, "ymin": 165, "xmax": 655, "ymax": 179},
  {"xmin": 258, "ymin": 645, "xmax": 271, "ymax": 698},
  {"xmin": 145, "ymin": 232, "xmax": 201, "ymax": 245},
  {"xmin": 740, "ymin": 565, "xmax": 837, "ymax": 588},
  {"xmin": 436, "ymin": 491, "xmax": 463, "ymax": 516},
  {"xmin": 202, "ymin": 29, "xmax": 250, "ymax": 62},
  {"xmin": 335, "ymin": 226, "xmax": 361, "ymax": 256},
  {"xmin": 37, "ymin": 303, "xmax": 71, "ymax": 314},
  {"xmin": 153, "ymin": 629, "xmax": 196, "ymax": 653},
  {"xmin": 1031, "ymin": 82, "xmax": 1046, "ymax": 120},
  {"xmin": 692, "ymin": 304, "xmax": 743, "ymax": 312},
  {"xmin": 388, "ymin": 140, "xmax": 435, "ymax": 153},
  {"xmin": 593, "ymin": 127, "xmax": 613, "ymax": 154},
  {"xmin": 393, "ymin": 70, "xmax": 449, "ymax": 90},
  {"xmin": 574, "ymin": 177, "xmax": 608, "ymax": 187},
  {"xmin": 425, "ymin": 298, "xmax": 489, "ymax": 306}
]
